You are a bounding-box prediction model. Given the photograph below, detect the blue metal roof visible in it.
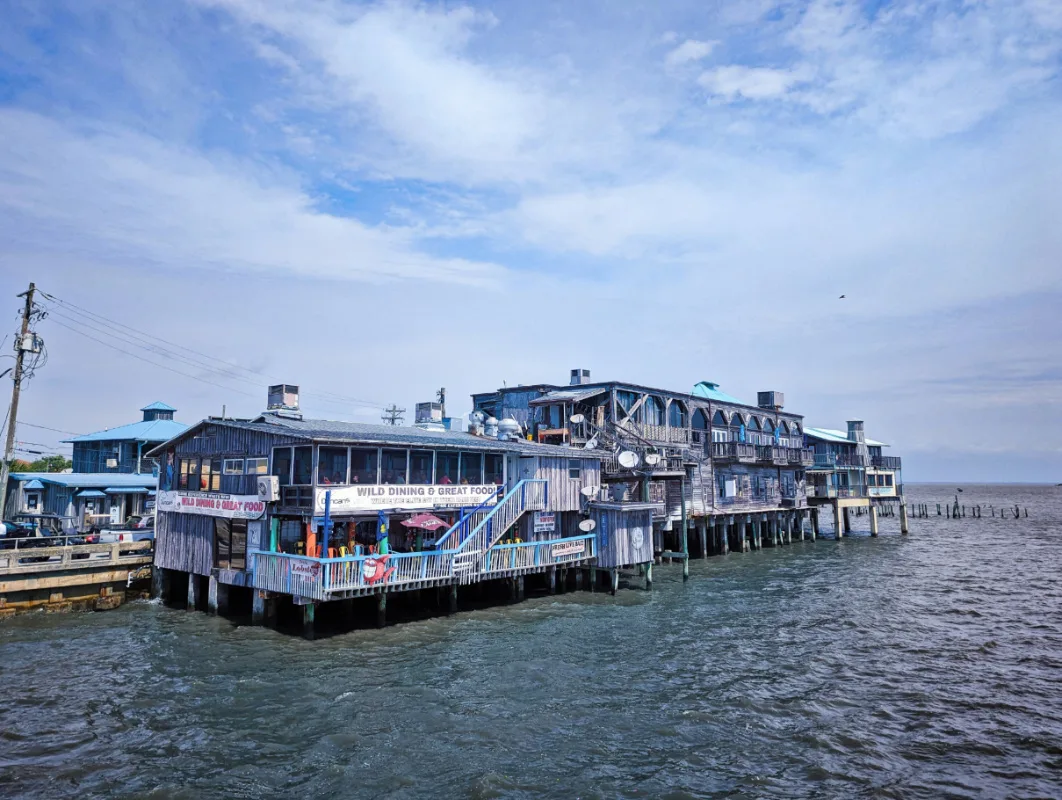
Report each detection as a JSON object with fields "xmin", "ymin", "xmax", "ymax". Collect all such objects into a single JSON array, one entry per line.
[
  {"xmin": 64, "ymin": 418, "xmax": 188, "ymax": 444},
  {"xmin": 106, "ymin": 486, "xmax": 148, "ymax": 493},
  {"xmin": 691, "ymin": 381, "xmax": 746, "ymax": 406},
  {"xmin": 141, "ymin": 401, "xmax": 177, "ymax": 412},
  {"xmin": 23, "ymin": 479, "xmax": 45, "ymax": 490},
  {"xmin": 10, "ymin": 472, "xmax": 157, "ymax": 489},
  {"xmin": 77, "ymin": 490, "xmax": 106, "ymax": 498},
  {"xmin": 805, "ymin": 427, "xmax": 887, "ymax": 447}
]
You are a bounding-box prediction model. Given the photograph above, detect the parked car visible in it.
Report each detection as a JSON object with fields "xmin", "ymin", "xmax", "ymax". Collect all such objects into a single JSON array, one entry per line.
[
  {"xmin": 95, "ymin": 515, "xmax": 155, "ymax": 544},
  {"xmin": 1, "ymin": 514, "xmax": 80, "ymax": 547}
]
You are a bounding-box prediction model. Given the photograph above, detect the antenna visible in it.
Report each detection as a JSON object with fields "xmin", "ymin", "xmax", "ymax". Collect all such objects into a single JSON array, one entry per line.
[
  {"xmin": 569, "ymin": 413, "xmax": 585, "ymax": 425},
  {"xmin": 644, "ymin": 453, "xmax": 661, "ymax": 466},
  {"xmin": 381, "ymin": 404, "xmax": 406, "ymax": 426},
  {"xmin": 618, "ymin": 450, "xmax": 640, "ymax": 469},
  {"xmin": 578, "ymin": 518, "xmax": 597, "ymax": 532}
]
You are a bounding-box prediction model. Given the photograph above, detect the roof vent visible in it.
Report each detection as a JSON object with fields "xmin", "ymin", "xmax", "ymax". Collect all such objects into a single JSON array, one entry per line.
[
  {"xmin": 570, "ymin": 368, "xmax": 591, "ymax": 386},
  {"xmin": 757, "ymin": 391, "xmax": 784, "ymax": 411}
]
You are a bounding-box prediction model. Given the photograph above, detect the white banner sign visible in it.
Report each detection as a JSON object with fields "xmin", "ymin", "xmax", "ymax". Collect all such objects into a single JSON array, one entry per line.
[
  {"xmin": 534, "ymin": 511, "xmax": 556, "ymax": 533},
  {"xmin": 157, "ymin": 491, "xmax": 266, "ymax": 520},
  {"xmin": 315, "ymin": 484, "xmax": 499, "ymax": 514},
  {"xmin": 551, "ymin": 540, "xmax": 586, "ymax": 558}
]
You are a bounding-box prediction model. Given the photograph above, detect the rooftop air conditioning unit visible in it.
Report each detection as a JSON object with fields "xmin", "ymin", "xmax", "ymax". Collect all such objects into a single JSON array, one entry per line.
[{"xmin": 257, "ymin": 475, "xmax": 280, "ymax": 503}]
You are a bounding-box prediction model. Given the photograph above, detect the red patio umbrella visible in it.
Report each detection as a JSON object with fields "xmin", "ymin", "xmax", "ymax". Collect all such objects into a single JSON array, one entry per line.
[{"xmin": 400, "ymin": 513, "xmax": 449, "ymax": 531}]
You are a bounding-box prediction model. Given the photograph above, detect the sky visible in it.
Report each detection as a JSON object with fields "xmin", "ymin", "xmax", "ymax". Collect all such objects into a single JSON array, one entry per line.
[{"xmin": 0, "ymin": 0, "xmax": 1060, "ymax": 482}]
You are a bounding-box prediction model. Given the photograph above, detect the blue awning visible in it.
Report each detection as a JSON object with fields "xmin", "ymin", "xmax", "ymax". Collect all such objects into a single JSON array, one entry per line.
[
  {"xmin": 77, "ymin": 489, "xmax": 107, "ymax": 498},
  {"xmin": 106, "ymin": 486, "xmax": 148, "ymax": 494},
  {"xmin": 23, "ymin": 479, "xmax": 46, "ymax": 490}
]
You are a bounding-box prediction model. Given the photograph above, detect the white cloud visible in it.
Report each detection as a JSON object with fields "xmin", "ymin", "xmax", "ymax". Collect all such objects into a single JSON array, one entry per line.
[
  {"xmin": 665, "ymin": 39, "xmax": 718, "ymax": 68},
  {"xmin": 0, "ymin": 109, "xmax": 501, "ymax": 286},
  {"xmin": 699, "ymin": 64, "xmax": 811, "ymax": 100}
]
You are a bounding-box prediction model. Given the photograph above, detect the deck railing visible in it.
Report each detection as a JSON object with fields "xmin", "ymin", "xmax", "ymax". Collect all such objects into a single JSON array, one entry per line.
[
  {"xmin": 870, "ymin": 456, "xmax": 902, "ymax": 470},
  {"xmin": 788, "ymin": 448, "xmax": 815, "ymax": 466},
  {"xmin": 482, "ymin": 534, "xmax": 596, "ymax": 575},
  {"xmin": 432, "ymin": 485, "xmax": 505, "ymax": 550},
  {"xmin": 812, "ymin": 453, "xmax": 868, "ymax": 469},
  {"xmin": 457, "ymin": 479, "xmax": 548, "ymax": 563},
  {"xmin": 712, "ymin": 442, "xmax": 758, "ymax": 461},
  {"xmin": 756, "ymin": 445, "xmax": 789, "ymax": 464}
]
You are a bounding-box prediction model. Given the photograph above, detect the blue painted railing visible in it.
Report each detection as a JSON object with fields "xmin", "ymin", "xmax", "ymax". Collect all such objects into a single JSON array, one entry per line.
[{"xmin": 432, "ymin": 485, "xmax": 505, "ymax": 550}]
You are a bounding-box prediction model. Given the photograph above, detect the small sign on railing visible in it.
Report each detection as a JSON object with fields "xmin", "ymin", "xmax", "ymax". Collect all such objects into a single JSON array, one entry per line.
[{"xmin": 551, "ymin": 539, "xmax": 586, "ymax": 558}]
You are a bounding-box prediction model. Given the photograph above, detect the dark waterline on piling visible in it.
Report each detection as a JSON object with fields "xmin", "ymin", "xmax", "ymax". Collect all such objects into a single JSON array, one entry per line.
[{"xmin": 3, "ymin": 484, "xmax": 1062, "ymax": 799}]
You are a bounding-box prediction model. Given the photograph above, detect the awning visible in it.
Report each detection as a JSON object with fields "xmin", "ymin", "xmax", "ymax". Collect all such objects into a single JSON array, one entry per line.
[
  {"xmin": 77, "ymin": 489, "xmax": 107, "ymax": 498},
  {"xmin": 23, "ymin": 479, "xmax": 46, "ymax": 490},
  {"xmin": 106, "ymin": 486, "xmax": 149, "ymax": 494}
]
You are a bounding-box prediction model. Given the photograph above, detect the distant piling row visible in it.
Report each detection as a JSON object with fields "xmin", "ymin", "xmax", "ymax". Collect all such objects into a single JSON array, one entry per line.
[{"xmin": 909, "ymin": 496, "xmax": 1029, "ymax": 520}]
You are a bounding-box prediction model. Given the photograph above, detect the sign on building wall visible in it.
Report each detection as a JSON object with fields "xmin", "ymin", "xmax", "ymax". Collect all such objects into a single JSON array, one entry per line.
[
  {"xmin": 156, "ymin": 491, "xmax": 266, "ymax": 520},
  {"xmin": 551, "ymin": 539, "xmax": 586, "ymax": 558},
  {"xmin": 314, "ymin": 484, "xmax": 499, "ymax": 515},
  {"xmin": 533, "ymin": 512, "xmax": 556, "ymax": 533}
]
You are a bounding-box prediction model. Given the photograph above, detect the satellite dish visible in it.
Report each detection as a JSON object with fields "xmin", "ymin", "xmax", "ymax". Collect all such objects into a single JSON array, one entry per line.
[
  {"xmin": 644, "ymin": 453, "xmax": 661, "ymax": 466},
  {"xmin": 578, "ymin": 518, "xmax": 597, "ymax": 532},
  {"xmin": 580, "ymin": 485, "xmax": 598, "ymax": 497},
  {"xmin": 618, "ymin": 450, "xmax": 640, "ymax": 469},
  {"xmin": 569, "ymin": 413, "xmax": 585, "ymax": 425},
  {"xmin": 584, "ymin": 436, "xmax": 599, "ymax": 450}
]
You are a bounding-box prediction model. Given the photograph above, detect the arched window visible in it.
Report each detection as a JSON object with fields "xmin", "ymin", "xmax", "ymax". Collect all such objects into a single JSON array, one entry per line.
[
  {"xmin": 763, "ymin": 418, "xmax": 775, "ymax": 433},
  {"xmin": 747, "ymin": 417, "xmax": 761, "ymax": 431},
  {"xmin": 730, "ymin": 412, "xmax": 744, "ymax": 427},
  {"xmin": 644, "ymin": 396, "xmax": 664, "ymax": 426},
  {"xmin": 668, "ymin": 400, "xmax": 687, "ymax": 428},
  {"xmin": 712, "ymin": 410, "xmax": 728, "ymax": 427},
  {"xmin": 692, "ymin": 408, "xmax": 709, "ymax": 430},
  {"xmin": 791, "ymin": 423, "xmax": 801, "ymax": 435},
  {"xmin": 779, "ymin": 421, "xmax": 790, "ymax": 434}
]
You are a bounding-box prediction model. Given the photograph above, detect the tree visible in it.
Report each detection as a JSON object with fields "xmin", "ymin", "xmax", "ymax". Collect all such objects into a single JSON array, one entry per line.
[{"xmin": 28, "ymin": 455, "xmax": 71, "ymax": 473}]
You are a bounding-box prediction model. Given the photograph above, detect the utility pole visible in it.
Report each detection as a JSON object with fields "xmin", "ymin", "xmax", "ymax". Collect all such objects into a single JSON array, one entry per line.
[
  {"xmin": 381, "ymin": 405, "xmax": 406, "ymax": 426},
  {"xmin": 0, "ymin": 282, "xmax": 37, "ymax": 517},
  {"xmin": 437, "ymin": 387, "xmax": 446, "ymax": 420}
]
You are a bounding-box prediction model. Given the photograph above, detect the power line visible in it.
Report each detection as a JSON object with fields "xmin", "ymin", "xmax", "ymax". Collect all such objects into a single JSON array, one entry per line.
[
  {"xmin": 37, "ymin": 291, "xmax": 386, "ymax": 410},
  {"xmin": 16, "ymin": 421, "xmax": 85, "ymax": 436}
]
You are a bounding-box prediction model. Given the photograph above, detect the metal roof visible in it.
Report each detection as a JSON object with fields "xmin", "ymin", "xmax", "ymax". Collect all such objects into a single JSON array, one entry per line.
[
  {"xmin": 65, "ymin": 418, "xmax": 188, "ymax": 444},
  {"xmin": 22, "ymin": 479, "xmax": 45, "ymax": 490},
  {"xmin": 691, "ymin": 381, "xmax": 747, "ymax": 406},
  {"xmin": 528, "ymin": 387, "xmax": 607, "ymax": 406},
  {"xmin": 141, "ymin": 401, "xmax": 177, "ymax": 412},
  {"xmin": 9, "ymin": 472, "xmax": 157, "ymax": 489},
  {"xmin": 805, "ymin": 427, "xmax": 887, "ymax": 447},
  {"xmin": 77, "ymin": 490, "xmax": 106, "ymax": 498},
  {"xmin": 149, "ymin": 416, "xmax": 603, "ymax": 460}
]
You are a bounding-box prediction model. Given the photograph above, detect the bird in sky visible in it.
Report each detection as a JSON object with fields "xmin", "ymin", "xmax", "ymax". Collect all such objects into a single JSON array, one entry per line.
[{"xmin": 839, "ymin": 294, "xmax": 846, "ymax": 299}]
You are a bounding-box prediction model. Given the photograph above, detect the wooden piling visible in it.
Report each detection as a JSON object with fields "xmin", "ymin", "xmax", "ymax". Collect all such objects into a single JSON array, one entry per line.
[
  {"xmin": 302, "ymin": 603, "xmax": 315, "ymax": 640},
  {"xmin": 870, "ymin": 506, "xmax": 879, "ymax": 537},
  {"xmin": 645, "ymin": 561, "xmax": 653, "ymax": 590},
  {"xmin": 376, "ymin": 593, "xmax": 387, "ymax": 628}
]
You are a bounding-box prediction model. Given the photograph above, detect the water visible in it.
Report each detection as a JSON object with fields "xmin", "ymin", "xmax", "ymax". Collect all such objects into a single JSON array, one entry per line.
[{"xmin": 2, "ymin": 484, "xmax": 1061, "ymax": 799}]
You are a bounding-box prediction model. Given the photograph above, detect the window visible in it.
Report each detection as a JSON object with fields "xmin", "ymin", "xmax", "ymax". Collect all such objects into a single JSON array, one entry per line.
[
  {"xmin": 712, "ymin": 429, "xmax": 730, "ymax": 443},
  {"xmin": 568, "ymin": 459, "xmax": 581, "ymax": 480},
  {"xmin": 485, "ymin": 453, "xmax": 504, "ymax": 485},
  {"xmin": 668, "ymin": 401, "xmax": 687, "ymax": 429},
  {"xmin": 318, "ymin": 446, "xmax": 348, "ymax": 485},
  {"xmin": 459, "ymin": 452, "xmax": 482, "ymax": 485},
  {"xmin": 272, "ymin": 447, "xmax": 292, "ymax": 486},
  {"xmin": 214, "ymin": 518, "xmax": 247, "ymax": 570},
  {"xmin": 350, "ymin": 448, "xmax": 378, "ymax": 484},
  {"xmin": 885, "ymin": 474, "xmax": 893, "ymax": 487},
  {"xmin": 179, "ymin": 458, "xmax": 195, "ymax": 490},
  {"xmin": 200, "ymin": 458, "xmax": 220, "ymax": 491},
  {"xmin": 292, "ymin": 446, "xmax": 313, "ymax": 485},
  {"xmin": 643, "ymin": 396, "xmax": 664, "ymax": 426},
  {"xmin": 223, "ymin": 459, "xmax": 244, "ymax": 475},
  {"xmin": 246, "ymin": 458, "xmax": 268, "ymax": 475},
  {"xmin": 437, "ymin": 451, "xmax": 459, "ymax": 485},
  {"xmin": 381, "ymin": 450, "xmax": 408, "ymax": 484},
  {"xmin": 410, "ymin": 451, "xmax": 434, "ymax": 484}
]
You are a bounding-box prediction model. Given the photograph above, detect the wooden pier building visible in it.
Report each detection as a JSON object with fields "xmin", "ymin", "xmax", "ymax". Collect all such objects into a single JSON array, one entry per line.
[
  {"xmin": 472, "ymin": 369, "xmax": 821, "ymax": 571},
  {"xmin": 147, "ymin": 386, "xmax": 609, "ymax": 636},
  {"xmin": 804, "ymin": 422, "xmax": 907, "ymax": 537}
]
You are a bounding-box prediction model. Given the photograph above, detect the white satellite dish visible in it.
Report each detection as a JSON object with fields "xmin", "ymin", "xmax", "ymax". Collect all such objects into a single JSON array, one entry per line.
[
  {"xmin": 569, "ymin": 413, "xmax": 585, "ymax": 425},
  {"xmin": 618, "ymin": 450, "xmax": 640, "ymax": 469},
  {"xmin": 580, "ymin": 485, "xmax": 598, "ymax": 497},
  {"xmin": 578, "ymin": 518, "xmax": 597, "ymax": 532},
  {"xmin": 584, "ymin": 436, "xmax": 599, "ymax": 450},
  {"xmin": 644, "ymin": 453, "xmax": 661, "ymax": 466}
]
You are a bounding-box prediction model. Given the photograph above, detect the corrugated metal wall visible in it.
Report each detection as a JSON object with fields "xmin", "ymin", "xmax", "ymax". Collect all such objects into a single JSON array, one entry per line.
[{"xmin": 155, "ymin": 510, "xmax": 214, "ymax": 575}]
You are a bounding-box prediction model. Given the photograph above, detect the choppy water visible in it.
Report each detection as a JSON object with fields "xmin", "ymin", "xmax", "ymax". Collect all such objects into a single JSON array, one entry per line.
[{"xmin": 2, "ymin": 484, "xmax": 1061, "ymax": 799}]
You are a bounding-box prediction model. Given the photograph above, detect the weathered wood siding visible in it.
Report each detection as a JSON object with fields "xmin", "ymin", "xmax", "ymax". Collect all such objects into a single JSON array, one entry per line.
[
  {"xmin": 535, "ymin": 456, "xmax": 600, "ymax": 513},
  {"xmin": 155, "ymin": 510, "xmax": 214, "ymax": 575},
  {"xmin": 592, "ymin": 504, "xmax": 654, "ymax": 568}
]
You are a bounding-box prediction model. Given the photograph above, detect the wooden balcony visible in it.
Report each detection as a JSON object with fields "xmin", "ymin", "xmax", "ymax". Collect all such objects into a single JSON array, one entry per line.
[
  {"xmin": 757, "ymin": 445, "xmax": 789, "ymax": 465},
  {"xmin": 788, "ymin": 448, "xmax": 815, "ymax": 466},
  {"xmin": 870, "ymin": 456, "xmax": 902, "ymax": 470},
  {"xmin": 712, "ymin": 442, "xmax": 758, "ymax": 463}
]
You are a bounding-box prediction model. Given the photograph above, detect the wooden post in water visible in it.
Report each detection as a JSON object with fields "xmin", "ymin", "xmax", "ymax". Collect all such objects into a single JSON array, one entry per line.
[
  {"xmin": 700, "ymin": 518, "xmax": 709, "ymax": 559},
  {"xmin": 302, "ymin": 603, "xmax": 315, "ymax": 640},
  {"xmin": 252, "ymin": 590, "xmax": 266, "ymax": 625},
  {"xmin": 449, "ymin": 583, "xmax": 458, "ymax": 613},
  {"xmin": 900, "ymin": 501, "xmax": 909, "ymax": 534},
  {"xmin": 645, "ymin": 561, "xmax": 653, "ymax": 590},
  {"xmin": 811, "ymin": 509, "xmax": 819, "ymax": 540},
  {"xmin": 721, "ymin": 517, "xmax": 730, "ymax": 554},
  {"xmin": 187, "ymin": 573, "xmax": 202, "ymax": 611},
  {"xmin": 376, "ymin": 593, "xmax": 387, "ymax": 627},
  {"xmin": 869, "ymin": 505, "xmax": 879, "ymax": 537},
  {"xmin": 549, "ymin": 566, "xmax": 557, "ymax": 594},
  {"xmin": 610, "ymin": 569, "xmax": 618, "ymax": 596}
]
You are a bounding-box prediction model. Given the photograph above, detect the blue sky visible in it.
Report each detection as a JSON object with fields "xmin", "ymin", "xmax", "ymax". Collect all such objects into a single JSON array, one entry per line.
[{"xmin": 0, "ymin": 0, "xmax": 1060, "ymax": 481}]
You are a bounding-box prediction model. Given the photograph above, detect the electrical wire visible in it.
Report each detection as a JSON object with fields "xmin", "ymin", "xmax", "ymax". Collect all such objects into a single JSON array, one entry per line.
[
  {"xmin": 16, "ymin": 421, "xmax": 85, "ymax": 436},
  {"xmin": 37, "ymin": 291, "xmax": 386, "ymax": 410}
]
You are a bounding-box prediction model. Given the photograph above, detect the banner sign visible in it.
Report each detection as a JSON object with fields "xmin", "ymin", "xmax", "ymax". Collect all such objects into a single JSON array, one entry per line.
[
  {"xmin": 534, "ymin": 512, "xmax": 556, "ymax": 533},
  {"xmin": 551, "ymin": 540, "xmax": 586, "ymax": 558},
  {"xmin": 314, "ymin": 484, "xmax": 499, "ymax": 515},
  {"xmin": 291, "ymin": 560, "xmax": 321, "ymax": 579},
  {"xmin": 157, "ymin": 491, "xmax": 266, "ymax": 520}
]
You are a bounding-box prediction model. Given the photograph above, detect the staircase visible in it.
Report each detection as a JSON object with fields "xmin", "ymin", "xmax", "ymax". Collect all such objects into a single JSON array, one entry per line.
[{"xmin": 435, "ymin": 480, "xmax": 548, "ymax": 583}]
